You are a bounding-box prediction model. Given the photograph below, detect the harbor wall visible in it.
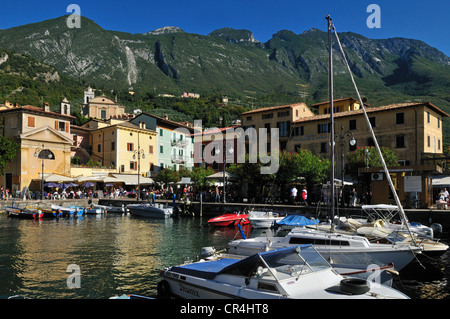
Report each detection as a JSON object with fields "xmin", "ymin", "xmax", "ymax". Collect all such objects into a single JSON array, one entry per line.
[{"xmin": 2, "ymin": 198, "xmax": 450, "ymax": 229}]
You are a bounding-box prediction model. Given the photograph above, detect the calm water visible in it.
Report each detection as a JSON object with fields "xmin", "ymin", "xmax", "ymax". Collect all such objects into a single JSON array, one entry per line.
[{"xmin": 0, "ymin": 212, "xmax": 449, "ymax": 299}]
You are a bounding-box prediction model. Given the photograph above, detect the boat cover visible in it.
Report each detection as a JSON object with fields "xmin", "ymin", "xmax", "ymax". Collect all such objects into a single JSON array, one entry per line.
[
  {"xmin": 170, "ymin": 258, "xmax": 239, "ymax": 280},
  {"xmin": 276, "ymin": 215, "xmax": 319, "ymax": 227}
]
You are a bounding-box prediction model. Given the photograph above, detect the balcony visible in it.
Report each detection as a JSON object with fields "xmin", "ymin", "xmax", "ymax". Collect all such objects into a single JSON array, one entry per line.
[
  {"xmin": 171, "ymin": 138, "xmax": 188, "ymax": 147},
  {"xmin": 171, "ymin": 155, "xmax": 190, "ymax": 164}
]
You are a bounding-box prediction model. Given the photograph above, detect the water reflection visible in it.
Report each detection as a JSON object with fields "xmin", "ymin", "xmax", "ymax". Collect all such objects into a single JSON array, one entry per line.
[{"xmin": 0, "ymin": 213, "xmax": 449, "ymax": 299}]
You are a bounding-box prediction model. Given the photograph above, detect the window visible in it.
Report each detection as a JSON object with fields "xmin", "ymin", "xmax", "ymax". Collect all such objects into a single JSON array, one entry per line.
[
  {"xmin": 294, "ymin": 144, "xmax": 302, "ymax": 152},
  {"xmin": 120, "ymin": 165, "xmax": 125, "ymax": 172},
  {"xmin": 438, "ymin": 117, "xmax": 441, "ymax": 129},
  {"xmin": 97, "ymin": 144, "xmax": 101, "ymax": 152},
  {"xmin": 293, "ymin": 126, "xmax": 304, "ymax": 136},
  {"xmin": 246, "ymin": 116, "xmax": 252, "ymax": 121},
  {"xmin": 130, "ymin": 161, "xmax": 137, "ymax": 170},
  {"xmin": 27, "ymin": 116, "xmax": 35, "ymax": 128},
  {"xmin": 349, "ymin": 119, "xmax": 357, "ymax": 130},
  {"xmin": 317, "ymin": 123, "xmax": 329, "ymax": 134},
  {"xmin": 320, "ymin": 142, "xmax": 328, "ymax": 153},
  {"xmin": 427, "ymin": 112, "xmax": 431, "ymax": 124},
  {"xmin": 149, "ymin": 145, "xmax": 154, "ymax": 154},
  {"xmin": 368, "ymin": 137, "xmax": 375, "ymax": 147},
  {"xmin": 277, "ymin": 111, "xmax": 289, "ymax": 117},
  {"xmin": 438, "ymin": 139, "xmax": 441, "ymax": 150},
  {"xmin": 427, "ymin": 135, "xmax": 431, "ymax": 148},
  {"xmin": 160, "ymin": 145, "xmax": 164, "ymax": 153},
  {"xmin": 262, "ymin": 113, "xmax": 273, "ymax": 119},
  {"xmin": 127, "ymin": 143, "xmax": 134, "ymax": 151},
  {"xmin": 369, "ymin": 117, "xmax": 376, "ymax": 128},
  {"xmin": 396, "ymin": 135, "xmax": 405, "ymax": 148},
  {"xmin": 100, "ymin": 109, "xmax": 107, "ymax": 119},
  {"xmin": 111, "ymin": 141, "xmax": 115, "ymax": 151},
  {"xmin": 277, "ymin": 121, "xmax": 290, "ymax": 137},
  {"xmin": 159, "ymin": 129, "xmax": 163, "ymax": 136},
  {"xmin": 264, "ymin": 123, "xmax": 271, "ymax": 134},
  {"xmin": 396, "ymin": 113, "xmax": 404, "ymax": 125},
  {"xmin": 59, "ymin": 121, "xmax": 66, "ymax": 132}
]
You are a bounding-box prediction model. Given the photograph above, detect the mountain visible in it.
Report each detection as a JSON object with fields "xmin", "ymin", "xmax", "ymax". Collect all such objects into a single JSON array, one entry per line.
[
  {"xmin": 0, "ymin": 15, "xmax": 450, "ymax": 136},
  {"xmin": 0, "ymin": 48, "xmax": 84, "ymax": 107}
]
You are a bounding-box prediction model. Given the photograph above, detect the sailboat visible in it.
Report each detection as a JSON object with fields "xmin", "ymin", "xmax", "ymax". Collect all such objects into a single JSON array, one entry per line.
[{"xmin": 228, "ymin": 16, "xmax": 423, "ymax": 279}]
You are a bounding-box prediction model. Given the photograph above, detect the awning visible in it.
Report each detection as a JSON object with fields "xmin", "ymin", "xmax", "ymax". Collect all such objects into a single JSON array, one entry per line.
[
  {"xmin": 206, "ymin": 171, "xmax": 239, "ymax": 181},
  {"xmin": 432, "ymin": 175, "xmax": 450, "ymax": 187},
  {"xmin": 44, "ymin": 174, "xmax": 73, "ymax": 182},
  {"xmin": 112, "ymin": 174, "xmax": 154, "ymax": 185}
]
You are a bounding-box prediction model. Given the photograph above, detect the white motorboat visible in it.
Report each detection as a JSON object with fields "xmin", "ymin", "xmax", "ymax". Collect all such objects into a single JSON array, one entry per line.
[
  {"xmin": 93, "ymin": 204, "xmax": 126, "ymax": 214},
  {"xmin": 361, "ymin": 204, "xmax": 438, "ymax": 239},
  {"xmin": 356, "ymin": 226, "xmax": 449, "ymax": 257},
  {"xmin": 158, "ymin": 245, "xmax": 409, "ymax": 299},
  {"xmin": 128, "ymin": 203, "xmax": 172, "ymax": 218},
  {"xmin": 228, "ymin": 227, "xmax": 422, "ymax": 272},
  {"xmin": 248, "ymin": 210, "xmax": 285, "ymax": 228}
]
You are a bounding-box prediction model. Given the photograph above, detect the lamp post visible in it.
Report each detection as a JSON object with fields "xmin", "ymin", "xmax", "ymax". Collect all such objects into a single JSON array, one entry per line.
[
  {"xmin": 337, "ymin": 126, "xmax": 356, "ymax": 206},
  {"xmin": 133, "ymin": 149, "xmax": 145, "ymax": 201},
  {"xmin": 34, "ymin": 144, "xmax": 54, "ymax": 200}
]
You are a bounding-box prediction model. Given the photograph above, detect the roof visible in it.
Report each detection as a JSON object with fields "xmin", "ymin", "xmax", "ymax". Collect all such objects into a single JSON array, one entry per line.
[
  {"xmin": 311, "ymin": 97, "xmax": 361, "ymax": 107},
  {"xmin": 241, "ymin": 102, "xmax": 307, "ymax": 115},
  {"xmin": 134, "ymin": 112, "xmax": 194, "ymax": 132},
  {"xmin": 292, "ymin": 102, "xmax": 449, "ymax": 124},
  {"xmin": 0, "ymin": 105, "xmax": 75, "ymax": 119},
  {"xmin": 91, "ymin": 120, "xmax": 157, "ymax": 134}
]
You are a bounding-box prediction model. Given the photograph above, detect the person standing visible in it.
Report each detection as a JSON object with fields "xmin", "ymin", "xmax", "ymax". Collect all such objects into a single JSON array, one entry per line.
[
  {"xmin": 290, "ymin": 186, "xmax": 298, "ymax": 204},
  {"xmin": 301, "ymin": 186, "xmax": 308, "ymax": 205},
  {"xmin": 350, "ymin": 188, "xmax": 358, "ymax": 207}
]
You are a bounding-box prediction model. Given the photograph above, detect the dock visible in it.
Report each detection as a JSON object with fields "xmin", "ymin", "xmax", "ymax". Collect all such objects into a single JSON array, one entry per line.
[{"xmin": 3, "ymin": 197, "xmax": 449, "ymax": 228}]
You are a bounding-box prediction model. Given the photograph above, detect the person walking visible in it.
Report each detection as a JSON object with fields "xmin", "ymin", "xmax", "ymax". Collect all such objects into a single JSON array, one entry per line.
[
  {"xmin": 290, "ymin": 186, "xmax": 298, "ymax": 205},
  {"xmin": 350, "ymin": 188, "xmax": 358, "ymax": 207}
]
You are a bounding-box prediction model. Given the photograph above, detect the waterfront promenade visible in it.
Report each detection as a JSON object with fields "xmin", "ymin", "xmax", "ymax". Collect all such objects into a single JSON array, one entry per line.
[{"xmin": 1, "ymin": 197, "xmax": 450, "ymax": 228}]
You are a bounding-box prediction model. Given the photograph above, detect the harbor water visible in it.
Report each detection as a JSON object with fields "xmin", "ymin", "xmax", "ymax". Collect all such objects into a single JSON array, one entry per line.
[{"xmin": 0, "ymin": 212, "xmax": 449, "ymax": 299}]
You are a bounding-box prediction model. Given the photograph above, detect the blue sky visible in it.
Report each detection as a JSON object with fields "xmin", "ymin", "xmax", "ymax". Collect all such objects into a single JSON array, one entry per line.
[{"xmin": 1, "ymin": 0, "xmax": 449, "ymax": 56}]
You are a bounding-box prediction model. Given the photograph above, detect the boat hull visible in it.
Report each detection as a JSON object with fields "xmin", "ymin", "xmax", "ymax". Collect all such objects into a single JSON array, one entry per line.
[
  {"xmin": 207, "ymin": 213, "xmax": 249, "ymax": 227},
  {"xmin": 228, "ymin": 238, "xmax": 421, "ymax": 271},
  {"xmin": 128, "ymin": 204, "xmax": 172, "ymax": 218}
]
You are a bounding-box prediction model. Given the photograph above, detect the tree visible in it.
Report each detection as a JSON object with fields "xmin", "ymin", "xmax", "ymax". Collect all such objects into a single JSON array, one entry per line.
[
  {"xmin": 190, "ymin": 166, "xmax": 214, "ymax": 190},
  {"xmin": 276, "ymin": 150, "xmax": 330, "ymax": 201},
  {"xmin": 0, "ymin": 136, "xmax": 20, "ymax": 175},
  {"xmin": 345, "ymin": 146, "xmax": 399, "ymax": 185},
  {"xmin": 154, "ymin": 168, "xmax": 180, "ymax": 186}
]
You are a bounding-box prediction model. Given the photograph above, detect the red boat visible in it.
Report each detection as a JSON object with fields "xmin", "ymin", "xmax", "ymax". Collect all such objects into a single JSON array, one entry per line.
[{"xmin": 207, "ymin": 212, "xmax": 249, "ymax": 227}]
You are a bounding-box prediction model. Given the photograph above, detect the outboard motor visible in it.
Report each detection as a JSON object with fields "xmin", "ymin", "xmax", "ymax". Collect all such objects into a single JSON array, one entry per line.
[{"xmin": 430, "ymin": 223, "xmax": 443, "ymax": 238}]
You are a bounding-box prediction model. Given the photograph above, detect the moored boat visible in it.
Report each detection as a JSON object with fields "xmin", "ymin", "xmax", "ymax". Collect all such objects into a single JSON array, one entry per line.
[
  {"xmin": 207, "ymin": 212, "xmax": 249, "ymax": 227},
  {"xmin": 5, "ymin": 206, "xmax": 43, "ymax": 219},
  {"xmin": 128, "ymin": 203, "xmax": 172, "ymax": 218},
  {"xmin": 248, "ymin": 210, "xmax": 285, "ymax": 228},
  {"xmin": 158, "ymin": 245, "xmax": 409, "ymax": 299}
]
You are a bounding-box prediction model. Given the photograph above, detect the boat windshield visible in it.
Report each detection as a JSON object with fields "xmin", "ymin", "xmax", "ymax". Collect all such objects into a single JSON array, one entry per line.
[{"xmin": 261, "ymin": 245, "xmax": 330, "ymax": 274}]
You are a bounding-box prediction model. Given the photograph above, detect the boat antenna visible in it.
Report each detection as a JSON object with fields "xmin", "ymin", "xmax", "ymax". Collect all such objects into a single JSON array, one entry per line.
[
  {"xmin": 331, "ymin": 23, "xmax": 417, "ymax": 245},
  {"xmin": 326, "ymin": 15, "xmax": 336, "ymax": 232}
]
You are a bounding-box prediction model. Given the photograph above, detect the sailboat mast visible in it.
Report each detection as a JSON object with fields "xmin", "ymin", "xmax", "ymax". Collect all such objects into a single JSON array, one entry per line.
[{"xmin": 327, "ymin": 15, "xmax": 335, "ymax": 221}]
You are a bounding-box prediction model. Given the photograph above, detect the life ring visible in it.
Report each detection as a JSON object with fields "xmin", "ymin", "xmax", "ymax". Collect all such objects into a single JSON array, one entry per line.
[
  {"xmin": 157, "ymin": 280, "xmax": 171, "ymax": 299},
  {"xmin": 340, "ymin": 278, "xmax": 370, "ymax": 295}
]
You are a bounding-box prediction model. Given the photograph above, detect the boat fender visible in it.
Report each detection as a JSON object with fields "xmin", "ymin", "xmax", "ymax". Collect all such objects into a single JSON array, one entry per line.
[
  {"xmin": 373, "ymin": 219, "xmax": 385, "ymax": 228},
  {"xmin": 157, "ymin": 280, "xmax": 171, "ymax": 299},
  {"xmin": 340, "ymin": 278, "xmax": 370, "ymax": 295}
]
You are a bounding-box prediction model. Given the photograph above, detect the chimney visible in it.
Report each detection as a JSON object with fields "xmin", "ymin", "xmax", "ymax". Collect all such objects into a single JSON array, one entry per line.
[{"xmin": 43, "ymin": 102, "xmax": 50, "ymax": 112}]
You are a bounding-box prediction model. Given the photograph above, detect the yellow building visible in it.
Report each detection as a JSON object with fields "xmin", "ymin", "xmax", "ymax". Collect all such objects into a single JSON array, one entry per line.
[
  {"xmin": 0, "ymin": 104, "xmax": 74, "ymax": 194},
  {"xmin": 87, "ymin": 120, "xmax": 157, "ymax": 177},
  {"xmin": 83, "ymin": 95, "xmax": 125, "ymax": 120},
  {"xmin": 241, "ymin": 103, "xmax": 315, "ymax": 150}
]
